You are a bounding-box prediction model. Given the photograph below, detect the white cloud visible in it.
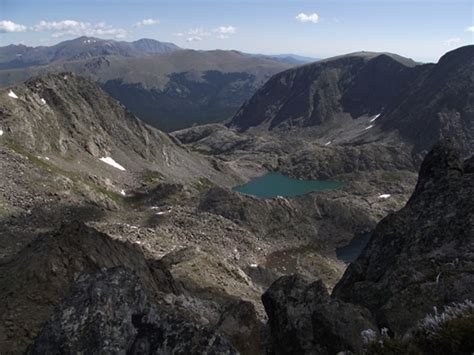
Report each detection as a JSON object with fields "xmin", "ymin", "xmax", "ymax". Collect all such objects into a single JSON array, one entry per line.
[
  {"xmin": 32, "ymin": 20, "xmax": 128, "ymax": 39},
  {"xmin": 188, "ymin": 27, "xmax": 210, "ymax": 37},
  {"xmin": 466, "ymin": 26, "xmax": 474, "ymax": 32},
  {"xmin": 443, "ymin": 37, "xmax": 461, "ymax": 46},
  {"xmin": 295, "ymin": 12, "xmax": 319, "ymax": 24},
  {"xmin": 213, "ymin": 25, "xmax": 236, "ymax": 35},
  {"xmin": 186, "ymin": 36, "xmax": 203, "ymax": 42},
  {"xmin": 172, "ymin": 27, "xmax": 211, "ymax": 42},
  {"xmin": 174, "ymin": 25, "xmax": 236, "ymax": 42},
  {"xmin": 0, "ymin": 20, "xmax": 27, "ymax": 33},
  {"xmin": 135, "ymin": 18, "xmax": 160, "ymax": 27}
]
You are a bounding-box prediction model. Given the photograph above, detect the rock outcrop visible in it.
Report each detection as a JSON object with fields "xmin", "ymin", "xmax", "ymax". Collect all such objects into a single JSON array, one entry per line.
[
  {"xmin": 262, "ymin": 275, "xmax": 377, "ymax": 354},
  {"xmin": 0, "ymin": 221, "xmax": 175, "ymax": 353},
  {"xmin": 29, "ymin": 267, "xmax": 237, "ymax": 354},
  {"xmin": 230, "ymin": 52, "xmax": 418, "ymax": 132},
  {"xmin": 374, "ymin": 45, "xmax": 474, "ymax": 155},
  {"xmin": 262, "ymin": 140, "xmax": 474, "ymax": 352},
  {"xmin": 333, "ymin": 140, "xmax": 474, "ymax": 335},
  {"xmin": 216, "ymin": 299, "xmax": 262, "ymax": 355}
]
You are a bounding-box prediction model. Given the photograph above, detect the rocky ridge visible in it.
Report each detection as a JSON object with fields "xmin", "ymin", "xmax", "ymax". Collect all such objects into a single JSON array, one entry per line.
[{"xmin": 229, "ymin": 46, "xmax": 474, "ymax": 157}]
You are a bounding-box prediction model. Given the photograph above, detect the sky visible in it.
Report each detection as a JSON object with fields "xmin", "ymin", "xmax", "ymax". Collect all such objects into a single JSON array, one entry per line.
[{"xmin": 0, "ymin": 0, "xmax": 473, "ymax": 63}]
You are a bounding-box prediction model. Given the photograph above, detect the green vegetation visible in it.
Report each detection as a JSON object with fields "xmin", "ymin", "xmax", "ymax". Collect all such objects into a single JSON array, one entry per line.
[
  {"xmin": 93, "ymin": 186, "xmax": 126, "ymax": 205},
  {"xmin": 141, "ymin": 169, "xmax": 165, "ymax": 186},
  {"xmin": 194, "ymin": 177, "xmax": 215, "ymax": 192},
  {"xmin": 6, "ymin": 139, "xmax": 74, "ymax": 178},
  {"xmin": 0, "ymin": 200, "xmax": 9, "ymax": 217}
]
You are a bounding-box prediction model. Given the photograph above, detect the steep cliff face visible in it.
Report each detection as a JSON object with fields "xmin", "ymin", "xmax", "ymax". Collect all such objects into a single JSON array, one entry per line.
[
  {"xmin": 230, "ymin": 52, "xmax": 419, "ymax": 132},
  {"xmin": 373, "ymin": 45, "xmax": 474, "ymax": 155},
  {"xmin": 262, "ymin": 141, "xmax": 474, "ymax": 353}
]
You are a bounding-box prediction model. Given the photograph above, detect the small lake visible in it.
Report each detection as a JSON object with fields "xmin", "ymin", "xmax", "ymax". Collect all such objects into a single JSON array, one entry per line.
[
  {"xmin": 232, "ymin": 173, "xmax": 346, "ymax": 199},
  {"xmin": 336, "ymin": 232, "xmax": 372, "ymax": 264}
]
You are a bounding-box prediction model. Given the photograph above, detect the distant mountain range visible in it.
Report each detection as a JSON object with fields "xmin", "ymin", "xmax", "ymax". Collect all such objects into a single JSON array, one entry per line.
[
  {"xmin": 0, "ymin": 37, "xmax": 293, "ymax": 131},
  {"xmin": 0, "ymin": 36, "xmax": 181, "ymax": 70}
]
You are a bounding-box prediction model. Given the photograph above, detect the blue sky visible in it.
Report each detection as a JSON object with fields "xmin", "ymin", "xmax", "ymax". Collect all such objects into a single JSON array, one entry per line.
[{"xmin": 0, "ymin": 0, "xmax": 473, "ymax": 62}]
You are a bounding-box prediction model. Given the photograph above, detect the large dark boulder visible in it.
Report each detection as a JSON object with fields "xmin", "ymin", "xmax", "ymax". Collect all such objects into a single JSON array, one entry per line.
[
  {"xmin": 29, "ymin": 267, "xmax": 237, "ymax": 354},
  {"xmin": 216, "ymin": 299, "xmax": 262, "ymax": 355},
  {"xmin": 262, "ymin": 274, "xmax": 376, "ymax": 354},
  {"xmin": 0, "ymin": 221, "xmax": 177, "ymax": 353}
]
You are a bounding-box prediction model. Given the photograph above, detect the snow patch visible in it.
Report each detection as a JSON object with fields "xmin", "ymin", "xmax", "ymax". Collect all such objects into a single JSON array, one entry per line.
[
  {"xmin": 162, "ymin": 147, "xmax": 170, "ymax": 166},
  {"xmin": 370, "ymin": 113, "xmax": 381, "ymax": 122},
  {"xmin": 44, "ymin": 157, "xmax": 50, "ymax": 161},
  {"xmin": 8, "ymin": 90, "xmax": 18, "ymax": 99},
  {"xmin": 378, "ymin": 194, "xmax": 391, "ymax": 199},
  {"xmin": 0, "ymin": 129, "xmax": 3, "ymax": 136},
  {"xmin": 324, "ymin": 141, "xmax": 332, "ymax": 146},
  {"xmin": 152, "ymin": 206, "xmax": 172, "ymax": 215},
  {"xmin": 99, "ymin": 157, "xmax": 126, "ymax": 171},
  {"xmin": 364, "ymin": 125, "xmax": 374, "ymax": 130}
]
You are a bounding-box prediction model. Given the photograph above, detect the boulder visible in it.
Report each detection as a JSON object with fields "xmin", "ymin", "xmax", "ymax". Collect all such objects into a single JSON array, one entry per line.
[
  {"xmin": 29, "ymin": 267, "xmax": 237, "ymax": 354},
  {"xmin": 262, "ymin": 274, "xmax": 376, "ymax": 354}
]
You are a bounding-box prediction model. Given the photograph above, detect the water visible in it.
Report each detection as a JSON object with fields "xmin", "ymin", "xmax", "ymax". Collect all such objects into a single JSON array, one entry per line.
[
  {"xmin": 336, "ymin": 232, "xmax": 372, "ymax": 264},
  {"xmin": 232, "ymin": 173, "xmax": 346, "ymax": 199}
]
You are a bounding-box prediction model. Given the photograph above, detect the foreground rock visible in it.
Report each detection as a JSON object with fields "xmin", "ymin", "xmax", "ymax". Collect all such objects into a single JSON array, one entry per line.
[
  {"xmin": 0, "ymin": 221, "xmax": 175, "ymax": 353},
  {"xmin": 262, "ymin": 275, "xmax": 376, "ymax": 354},
  {"xmin": 30, "ymin": 267, "xmax": 237, "ymax": 354},
  {"xmin": 334, "ymin": 140, "xmax": 474, "ymax": 335},
  {"xmin": 262, "ymin": 141, "xmax": 474, "ymax": 353}
]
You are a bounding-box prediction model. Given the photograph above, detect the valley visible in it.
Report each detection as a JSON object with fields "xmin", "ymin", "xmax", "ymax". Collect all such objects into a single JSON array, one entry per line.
[{"xmin": 0, "ymin": 38, "xmax": 293, "ymax": 131}]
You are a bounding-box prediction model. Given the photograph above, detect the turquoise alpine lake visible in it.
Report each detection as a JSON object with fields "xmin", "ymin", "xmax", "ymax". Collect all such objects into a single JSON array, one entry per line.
[{"xmin": 232, "ymin": 172, "xmax": 346, "ymax": 198}]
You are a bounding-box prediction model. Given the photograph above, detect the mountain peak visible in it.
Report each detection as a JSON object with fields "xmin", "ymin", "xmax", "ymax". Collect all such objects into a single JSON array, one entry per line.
[
  {"xmin": 437, "ymin": 45, "xmax": 474, "ymax": 67},
  {"xmin": 317, "ymin": 50, "xmax": 418, "ymax": 67}
]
